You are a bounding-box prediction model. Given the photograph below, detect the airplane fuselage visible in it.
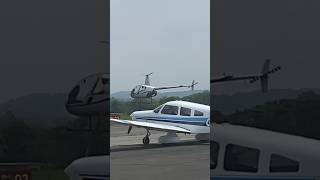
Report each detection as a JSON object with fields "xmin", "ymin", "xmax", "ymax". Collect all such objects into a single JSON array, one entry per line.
[{"xmin": 131, "ymin": 100, "xmax": 210, "ymax": 134}]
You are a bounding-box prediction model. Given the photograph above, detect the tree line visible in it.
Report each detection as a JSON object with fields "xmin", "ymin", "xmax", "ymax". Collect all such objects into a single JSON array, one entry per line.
[
  {"xmin": 110, "ymin": 90, "xmax": 210, "ymax": 116},
  {"xmin": 213, "ymin": 91, "xmax": 320, "ymax": 140}
]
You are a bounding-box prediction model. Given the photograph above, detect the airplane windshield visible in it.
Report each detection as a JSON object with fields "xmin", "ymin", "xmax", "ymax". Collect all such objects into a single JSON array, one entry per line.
[
  {"xmin": 161, "ymin": 105, "xmax": 179, "ymax": 115},
  {"xmin": 153, "ymin": 105, "xmax": 163, "ymax": 113}
]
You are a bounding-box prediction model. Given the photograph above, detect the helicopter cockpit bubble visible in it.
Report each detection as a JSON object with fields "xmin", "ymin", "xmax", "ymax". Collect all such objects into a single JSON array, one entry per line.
[{"xmin": 65, "ymin": 73, "xmax": 109, "ymax": 117}]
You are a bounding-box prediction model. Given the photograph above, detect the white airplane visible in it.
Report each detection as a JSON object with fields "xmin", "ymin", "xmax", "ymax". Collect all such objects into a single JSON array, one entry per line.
[
  {"xmin": 130, "ymin": 72, "xmax": 198, "ymax": 98},
  {"xmin": 111, "ymin": 100, "xmax": 210, "ymax": 145},
  {"xmin": 211, "ymin": 123, "xmax": 320, "ymax": 180}
]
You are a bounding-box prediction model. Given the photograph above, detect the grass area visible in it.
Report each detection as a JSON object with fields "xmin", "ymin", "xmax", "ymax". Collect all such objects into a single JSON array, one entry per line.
[
  {"xmin": 120, "ymin": 113, "xmax": 131, "ymax": 120},
  {"xmin": 32, "ymin": 170, "xmax": 69, "ymax": 180}
]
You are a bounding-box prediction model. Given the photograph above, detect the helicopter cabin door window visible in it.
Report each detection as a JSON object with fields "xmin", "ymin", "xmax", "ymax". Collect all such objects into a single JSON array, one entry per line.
[
  {"xmin": 224, "ymin": 144, "xmax": 260, "ymax": 173},
  {"xmin": 194, "ymin": 110, "xmax": 204, "ymax": 116},
  {"xmin": 161, "ymin": 105, "xmax": 179, "ymax": 115},
  {"xmin": 269, "ymin": 154, "xmax": 299, "ymax": 172},
  {"xmin": 180, "ymin": 107, "xmax": 191, "ymax": 116}
]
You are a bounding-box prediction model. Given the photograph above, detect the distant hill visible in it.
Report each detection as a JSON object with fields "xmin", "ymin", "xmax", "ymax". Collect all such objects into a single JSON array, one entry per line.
[
  {"xmin": 0, "ymin": 93, "xmax": 71, "ymax": 120},
  {"xmin": 111, "ymin": 90, "xmax": 205, "ymax": 101},
  {"xmin": 214, "ymin": 91, "xmax": 320, "ymax": 140},
  {"xmin": 214, "ymin": 89, "xmax": 320, "ymax": 114},
  {"xmin": 0, "ymin": 89, "xmax": 319, "ymax": 123}
]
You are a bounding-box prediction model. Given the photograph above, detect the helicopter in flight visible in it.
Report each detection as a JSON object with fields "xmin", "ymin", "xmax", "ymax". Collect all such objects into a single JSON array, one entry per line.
[
  {"xmin": 130, "ymin": 72, "xmax": 198, "ymax": 99},
  {"xmin": 211, "ymin": 59, "xmax": 281, "ymax": 92}
]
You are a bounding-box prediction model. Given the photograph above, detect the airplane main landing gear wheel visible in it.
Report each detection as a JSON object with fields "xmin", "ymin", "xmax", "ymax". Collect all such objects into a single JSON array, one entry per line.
[
  {"xmin": 143, "ymin": 136, "xmax": 150, "ymax": 145},
  {"xmin": 143, "ymin": 130, "xmax": 151, "ymax": 145}
]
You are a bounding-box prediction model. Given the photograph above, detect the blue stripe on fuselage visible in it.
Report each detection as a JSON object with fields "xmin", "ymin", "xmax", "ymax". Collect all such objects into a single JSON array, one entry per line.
[{"xmin": 136, "ymin": 116, "xmax": 208, "ymax": 126}]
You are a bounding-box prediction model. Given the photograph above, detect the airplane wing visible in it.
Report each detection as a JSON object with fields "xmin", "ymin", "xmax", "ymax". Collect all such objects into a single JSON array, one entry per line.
[{"xmin": 110, "ymin": 118, "xmax": 191, "ymax": 133}]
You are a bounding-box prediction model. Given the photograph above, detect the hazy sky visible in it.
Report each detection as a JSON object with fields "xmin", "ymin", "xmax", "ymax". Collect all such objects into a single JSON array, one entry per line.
[
  {"xmin": 212, "ymin": 0, "xmax": 320, "ymax": 94},
  {"xmin": 0, "ymin": 0, "xmax": 108, "ymax": 103},
  {"xmin": 110, "ymin": 0, "xmax": 210, "ymax": 93}
]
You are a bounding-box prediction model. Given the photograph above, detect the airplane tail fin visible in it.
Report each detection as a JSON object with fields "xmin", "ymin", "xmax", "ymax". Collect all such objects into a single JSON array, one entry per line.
[
  {"xmin": 144, "ymin": 72, "xmax": 153, "ymax": 85},
  {"xmin": 250, "ymin": 59, "xmax": 281, "ymax": 93}
]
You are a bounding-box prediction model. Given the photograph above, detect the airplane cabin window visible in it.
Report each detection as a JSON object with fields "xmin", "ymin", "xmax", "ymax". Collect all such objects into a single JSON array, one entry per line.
[
  {"xmin": 180, "ymin": 107, "xmax": 191, "ymax": 116},
  {"xmin": 224, "ymin": 144, "xmax": 260, "ymax": 173},
  {"xmin": 210, "ymin": 141, "xmax": 219, "ymax": 169},
  {"xmin": 161, "ymin": 105, "xmax": 179, "ymax": 115},
  {"xmin": 153, "ymin": 105, "xmax": 163, "ymax": 113},
  {"xmin": 270, "ymin": 154, "xmax": 299, "ymax": 172},
  {"xmin": 194, "ymin": 110, "xmax": 204, "ymax": 116}
]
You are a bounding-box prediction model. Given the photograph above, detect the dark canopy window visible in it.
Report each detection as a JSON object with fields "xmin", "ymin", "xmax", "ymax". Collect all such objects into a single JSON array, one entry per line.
[
  {"xmin": 161, "ymin": 105, "xmax": 179, "ymax": 115},
  {"xmin": 194, "ymin": 110, "xmax": 204, "ymax": 116},
  {"xmin": 270, "ymin": 154, "xmax": 299, "ymax": 172}
]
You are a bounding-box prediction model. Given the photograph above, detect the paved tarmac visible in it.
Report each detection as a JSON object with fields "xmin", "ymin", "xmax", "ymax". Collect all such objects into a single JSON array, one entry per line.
[{"xmin": 110, "ymin": 122, "xmax": 210, "ymax": 180}]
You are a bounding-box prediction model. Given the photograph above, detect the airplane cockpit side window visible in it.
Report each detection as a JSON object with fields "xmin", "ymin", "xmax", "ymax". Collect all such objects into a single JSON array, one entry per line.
[
  {"xmin": 224, "ymin": 144, "xmax": 260, "ymax": 173},
  {"xmin": 269, "ymin": 154, "xmax": 299, "ymax": 172},
  {"xmin": 180, "ymin": 107, "xmax": 191, "ymax": 116},
  {"xmin": 161, "ymin": 105, "xmax": 179, "ymax": 115},
  {"xmin": 210, "ymin": 141, "xmax": 219, "ymax": 169},
  {"xmin": 194, "ymin": 110, "xmax": 204, "ymax": 116},
  {"xmin": 153, "ymin": 105, "xmax": 163, "ymax": 113}
]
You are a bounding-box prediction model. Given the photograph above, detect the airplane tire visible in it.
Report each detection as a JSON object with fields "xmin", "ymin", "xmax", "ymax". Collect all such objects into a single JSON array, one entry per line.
[{"xmin": 143, "ymin": 136, "xmax": 150, "ymax": 145}]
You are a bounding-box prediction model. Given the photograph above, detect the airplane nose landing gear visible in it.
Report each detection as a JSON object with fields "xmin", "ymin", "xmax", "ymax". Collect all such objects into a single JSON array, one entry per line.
[{"xmin": 143, "ymin": 130, "xmax": 151, "ymax": 145}]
